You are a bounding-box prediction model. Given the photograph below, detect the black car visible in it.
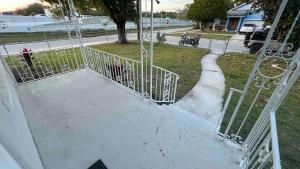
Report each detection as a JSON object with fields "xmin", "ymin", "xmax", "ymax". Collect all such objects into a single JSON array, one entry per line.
[{"xmin": 244, "ymin": 27, "xmax": 270, "ymax": 54}]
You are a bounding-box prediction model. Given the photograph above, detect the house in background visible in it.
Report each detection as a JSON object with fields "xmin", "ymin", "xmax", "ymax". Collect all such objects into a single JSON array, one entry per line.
[{"xmin": 225, "ymin": 3, "xmax": 264, "ymax": 32}]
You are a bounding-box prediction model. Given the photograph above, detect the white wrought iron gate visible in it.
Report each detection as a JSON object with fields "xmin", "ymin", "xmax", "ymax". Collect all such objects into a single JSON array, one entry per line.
[{"xmin": 216, "ymin": 0, "xmax": 300, "ymax": 168}]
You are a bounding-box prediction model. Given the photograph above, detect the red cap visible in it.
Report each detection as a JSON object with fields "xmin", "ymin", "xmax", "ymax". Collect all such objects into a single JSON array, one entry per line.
[{"xmin": 23, "ymin": 48, "xmax": 30, "ymax": 54}]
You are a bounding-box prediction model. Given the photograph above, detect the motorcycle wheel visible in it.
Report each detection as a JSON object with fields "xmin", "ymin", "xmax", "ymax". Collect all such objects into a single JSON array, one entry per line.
[
  {"xmin": 179, "ymin": 40, "xmax": 184, "ymax": 46},
  {"xmin": 192, "ymin": 42, "xmax": 198, "ymax": 47}
]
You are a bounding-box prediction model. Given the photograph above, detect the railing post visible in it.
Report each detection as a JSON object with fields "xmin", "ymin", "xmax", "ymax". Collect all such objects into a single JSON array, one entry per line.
[
  {"xmin": 150, "ymin": 0, "xmax": 154, "ymax": 100},
  {"xmin": 172, "ymin": 76, "xmax": 179, "ymax": 104},
  {"xmin": 216, "ymin": 88, "xmax": 234, "ymax": 134},
  {"xmin": 270, "ymin": 111, "xmax": 281, "ymax": 169},
  {"xmin": 208, "ymin": 39, "xmax": 212, "ymax": 49},
  {"xmin": 223, "ymin": 39, "xmax": 229, "ymax": 54},
  {"xmin": 0, "ymin": 45, "xmax": 17, "ymax": 84},
  {"xmin": 139, "ymin": 0, "xmax": 144, "ymax": 96}
]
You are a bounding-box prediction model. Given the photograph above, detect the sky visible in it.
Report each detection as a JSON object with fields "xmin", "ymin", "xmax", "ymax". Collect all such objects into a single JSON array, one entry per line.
[
  {"xmin": 0, "ymin": 0, "xmax": 193, "ymax": 13},
  {"xmin": 153, "ymin": 0, "xmax": 193, "ymax": 12},
  {"xmin": 0, "ymin": 0, "xmax": 38, "ymax": 12}
]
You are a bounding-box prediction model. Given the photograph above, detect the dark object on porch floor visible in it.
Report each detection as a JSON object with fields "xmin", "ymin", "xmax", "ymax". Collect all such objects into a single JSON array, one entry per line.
[{"xmin": 88, "ymin": 159, "xmax": 108, "ymax": 169}]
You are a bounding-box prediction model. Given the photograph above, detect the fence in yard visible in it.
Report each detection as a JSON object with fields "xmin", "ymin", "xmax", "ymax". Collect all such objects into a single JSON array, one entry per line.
[
  {"xmin": 0, "ymin": 44, "xmax": 84, "ymax": 84},
  {"xmin": 83, "ymin": 47, "xmax": 179, "ymax": 104}
]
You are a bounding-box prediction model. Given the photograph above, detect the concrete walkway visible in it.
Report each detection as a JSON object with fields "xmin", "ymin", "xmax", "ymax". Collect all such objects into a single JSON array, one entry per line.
[
  {"xmin": 175, "ymin": 51, "xmax": 225, "ymax": 124},
  {"xmin": 171, "ymin": 34, "xmax": 247, "ymax": 124}
]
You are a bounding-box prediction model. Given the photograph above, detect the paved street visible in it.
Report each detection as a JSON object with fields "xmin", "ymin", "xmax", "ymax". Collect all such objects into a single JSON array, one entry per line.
[
  {"xmin": 0, "ymin": 27, "xmax": 190, "ymax": 55},
  {"xmin": 0, "ymin": 27, "xmax": 249, "ymax": 55}
]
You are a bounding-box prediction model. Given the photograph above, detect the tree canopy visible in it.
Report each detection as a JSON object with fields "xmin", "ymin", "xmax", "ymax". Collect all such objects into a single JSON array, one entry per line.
[
  {"xmin": 187, "ymin": 0, "xmax": 232, "ymax": 29},
  {"xmin": 43, "ymin": 0, "xmax": 137, "ymax": 44},
  {"xmin": 15, "ymin": 3, "xmax": 45, "ymax": 16},
  {"xmin": 250, "ymin": 0, "xmax": 300, "ymax": 49},
  {"xmin": 94, "ymin": 0, "xmax": 136, "ymax": 43}
]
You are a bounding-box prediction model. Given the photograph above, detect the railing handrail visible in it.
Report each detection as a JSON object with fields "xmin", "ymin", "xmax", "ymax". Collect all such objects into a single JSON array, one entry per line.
[
  {"xmin": 270, "ymin": 111, "xmax": 282, "ymax": 169},
  {"xmin": 83, "ymin": 46, "xmax": 179, "ymax": 103},
  {"xmin": 217, "ymin": 86, "xmax": 282, "ymax": 169},
  {"xmin": 216, "ymin": 87, "xmax": 242, "ymax": 134},
  {"xmin": 83, "ymin": 46, "xmax": 179, "ymax": 104},
  {"xmin": 152, "ymin": 65, "xmax": 180, "ymax": 77}
]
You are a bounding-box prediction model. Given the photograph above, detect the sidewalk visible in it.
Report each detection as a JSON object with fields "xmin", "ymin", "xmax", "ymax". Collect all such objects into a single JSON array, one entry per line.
[{"xmin": 174, "ymin": 52, "xmax": 225, "ymax": 124}]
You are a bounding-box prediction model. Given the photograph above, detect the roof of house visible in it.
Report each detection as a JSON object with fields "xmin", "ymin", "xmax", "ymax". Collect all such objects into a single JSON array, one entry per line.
[
  {"xmin": 244, "ymin": 11, "xmax": 264, "ymax": 21},
  {"xmin": 227, "ymin": 3, "xmax": 253, "ymax": 17}
]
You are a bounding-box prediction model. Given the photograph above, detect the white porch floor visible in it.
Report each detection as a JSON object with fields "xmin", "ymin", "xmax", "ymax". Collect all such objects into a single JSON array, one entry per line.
[{"xmin": 17, "ymin": 69, "xmax": 240, "ymax": 169}]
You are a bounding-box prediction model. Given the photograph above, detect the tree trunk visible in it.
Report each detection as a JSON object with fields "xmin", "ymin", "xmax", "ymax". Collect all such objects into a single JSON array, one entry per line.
[
  {"xmin": 201, "ymin": 21, "xmax": 205, "ymax": 31},
  {"xmin": 117, "ymin": 22, "xmax": 127, "ymax": 44},
  {"xmin": 196, "ymin": 20, "xmax": 200, "ymax": 29}
]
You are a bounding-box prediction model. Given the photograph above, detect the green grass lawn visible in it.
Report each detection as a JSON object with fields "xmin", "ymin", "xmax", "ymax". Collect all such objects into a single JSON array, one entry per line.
[
  {"xmin": 5, "ymin": 41, "xmax": 209, "ymax": 100},
  {"xmin": 90, "ymin": 41, "xmax": 210, "ymax": 100},
  {"xmin": 167, "ymin": 29, "xmax": 234, "ymax": 40},
  {"xmin": 217, "ymin": 53, "xmax": 300, "ymax": 169},
  {"xmin": 0, "ymin": 25, "xmax": 191, "ymax": 44},
  {"xmin": 0, "ymin": 29, "xmax": 110, "ymax": 44}
]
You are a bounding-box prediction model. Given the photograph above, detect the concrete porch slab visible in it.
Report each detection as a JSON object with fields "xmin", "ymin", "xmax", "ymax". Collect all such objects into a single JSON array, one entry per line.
[{"xmin": 17, "ymin": 69, "xmax": 240, "ymax": 169}]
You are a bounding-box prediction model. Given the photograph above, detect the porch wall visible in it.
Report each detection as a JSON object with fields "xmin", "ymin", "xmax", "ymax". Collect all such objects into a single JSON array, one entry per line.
[{"xmin": 0, "ymin": 60, "xmax": 43, "ymax": 169}]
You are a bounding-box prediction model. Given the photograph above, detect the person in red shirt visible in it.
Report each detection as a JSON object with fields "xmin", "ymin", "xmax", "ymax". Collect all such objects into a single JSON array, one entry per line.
[{"xmin": 22, "ymin": 48, "xmax": 33, "ymax": 68}]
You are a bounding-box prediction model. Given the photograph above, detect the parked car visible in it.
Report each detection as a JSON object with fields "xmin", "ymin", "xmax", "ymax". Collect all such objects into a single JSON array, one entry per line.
[
  {"xmin": 239, "ymin": 23, "xmax": 256, "ymax": 34},
  {"xmin": 244, "ymin": 28, "xmax": 268, "ymax": 50},
  {"xmin": 245, "ymin": 26, "xmax": 287, "ymax": 54},
  {"xmin": 215, "ymin": 24, "xmax": 225, "ymax": 31}
]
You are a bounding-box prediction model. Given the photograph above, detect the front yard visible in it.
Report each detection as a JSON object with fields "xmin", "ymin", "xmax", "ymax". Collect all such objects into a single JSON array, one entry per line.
[
  {"xmin": 217, "ymin": 53, "xmax": 300, "ymax": 169},
  {"xmin": 5, "ymin": 41, "xmax": 209, "ymax": 100},
  {"xmin": 90, "ymin": 42, "xmax": 210, "ymax": 100}
]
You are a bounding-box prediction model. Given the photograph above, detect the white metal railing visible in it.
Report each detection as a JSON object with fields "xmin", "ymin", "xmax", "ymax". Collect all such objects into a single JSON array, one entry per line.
[
  {"xmin": 216, "ymin": 87, "xmax": 243, "ymax": 133},
  {"xmin": 244, "ymin": 102, "xmax": 278, "ymax": 169},
  {"xmin": 151, "ymin": 65, "xmax": 179, "ymax": 103},
  {"xmin": 270, "ymin": 112, "xmax": 281, "ymax": 169},
  {"xmin": 239, "ymin": 112, "xmax": 281, "ymax": 169},
  {"xmin": 0, "ymin": 45, "xmax": 84, "ymax": 84},
  {"xmin": 84, "ymin": 46, "xmax": 142, "ymax": 93},
  {"xmin": 217, "ymin": 49, "xmax": 300, "ymax": 169},
  {"xmin": 216, "ymin": 1, "xmax": 300, "ymax": 168},
  {"xmin": 217, "ymin": 88, "xmax": 282, "ymax": 169},
  {"xmin": 1, "ymin": 45, "xmax": 179, "ymax": 104},
  {"xmin": 83, "ymin": 46, "xmax": 179, "ymax": 103}
]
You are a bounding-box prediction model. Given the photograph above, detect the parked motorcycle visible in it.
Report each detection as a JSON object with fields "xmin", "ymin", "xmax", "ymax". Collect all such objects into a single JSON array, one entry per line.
[{"xmin": 178, "ymin": 33, "xmax": 201, "ymax": 47}]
